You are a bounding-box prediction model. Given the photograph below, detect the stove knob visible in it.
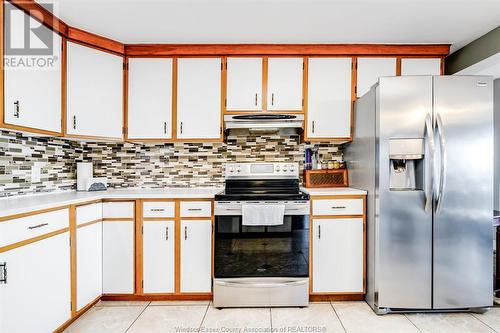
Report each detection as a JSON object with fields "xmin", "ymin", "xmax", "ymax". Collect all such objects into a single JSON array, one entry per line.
[
  {"xmin": 275, "ymin": 165, "xmax": 281, "ymax": 172},
  {"xmin": 289, "ymin": 165, "xmax": 295, "ymax": 172},
  {"xmin": 228, "ymin": 166, "xmax": 234, "ymax": 173},
  {"xmin": 236, "ymin": 167, "xmax": 241, "ymax": 173},
  {"xmin": 283, "ymin": 165, "xmax": 288, "ymax": 172}
]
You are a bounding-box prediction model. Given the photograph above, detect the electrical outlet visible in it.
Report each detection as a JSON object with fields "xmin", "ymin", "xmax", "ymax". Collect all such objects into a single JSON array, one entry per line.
[{"xmin": 31, "ymin": 162, "xmax": 45, "ymax": 183}]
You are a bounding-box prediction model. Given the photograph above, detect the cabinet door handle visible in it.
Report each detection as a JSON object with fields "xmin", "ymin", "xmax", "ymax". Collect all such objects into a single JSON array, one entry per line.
[
  {"xmin": 271, "ymin": 93, "xmax": 275, "ymax": 106},
  {"xmin": 165, "ymin": 226, "xmax": 169, "ymax": 241},
  {"xmin": 163, "ymin": 122, "xmax": 167, "ymax": 135},
  {"xmin": 331, "ymin": 206, "xmax": 346, "ymax": 209},
  {"xmin": 187, "ymin": 208, "xmax": 202, "ymax": 211},
  {"xmin": 312, "ymin": 121, "xmax": 315, "ymax": 133},
  {"xmin": 318, "ymin": 225, "xmax": 321, "ymax": 239},
  {"xmin": 28, "ymin": 223, "xmax": 48, "ymax": 230},
  {"xmin": 255, "ymin": 93, "xmax": 258, "ymax": 106},
  {"xmin": 73, "ymin": 115, "xmax": 77, "ymax": 130},
  {"xmin": 150, "ymin": 208, "xmax": 165, "ymax": 212},
  {"xmin": 13, "ymin": 101, "xmax": 20, "ymax": 118},
  {"xmin": 180, "ymin": 121, "xmax": 183, "ymax": 134},
  {"xmin": 184, "ymin": 226, "xmax": 188, "ymax": 240},
  {"xmin": 0, "ymin": 262, "xmax": 6, "ymax": 284}
]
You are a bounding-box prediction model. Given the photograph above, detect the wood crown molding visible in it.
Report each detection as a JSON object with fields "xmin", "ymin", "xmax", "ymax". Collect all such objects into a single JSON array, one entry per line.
[
  {"xmin": 6, "ymin": 1, "xmax": 450, "ymax": 57},
  {"xmin": 124, "ymin": 44, "xmax": 450, "ymax": 57}
]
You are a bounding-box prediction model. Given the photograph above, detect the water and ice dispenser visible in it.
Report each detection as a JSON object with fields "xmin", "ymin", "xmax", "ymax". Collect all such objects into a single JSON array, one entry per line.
[{"xmin": 389, "ymin": 138, "xmax": 424, "ymax": 191}]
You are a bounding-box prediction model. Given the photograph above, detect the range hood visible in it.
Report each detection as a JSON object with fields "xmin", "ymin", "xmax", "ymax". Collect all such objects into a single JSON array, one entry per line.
[{"xmin": 224, "ymin": 114, "xmax": 304, "ymax": 131}]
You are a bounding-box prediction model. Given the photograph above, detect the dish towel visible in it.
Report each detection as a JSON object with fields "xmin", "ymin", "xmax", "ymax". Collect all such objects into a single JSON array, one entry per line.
[{"xmin": 242, "ymin": 204, "xmax": 285, "ymax": 226}]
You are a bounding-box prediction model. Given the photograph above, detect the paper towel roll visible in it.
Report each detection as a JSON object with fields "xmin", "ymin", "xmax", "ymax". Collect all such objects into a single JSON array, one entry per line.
[{"xmin": 77, "ymin": 162, "xmax": 93, "ymax": 191}]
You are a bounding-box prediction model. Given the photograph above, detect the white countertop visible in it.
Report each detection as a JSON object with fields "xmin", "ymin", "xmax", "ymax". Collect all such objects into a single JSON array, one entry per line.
[
  {"xmin": 0, "ymin": 186, "xmax": 366, "ymax": 218},
  {"xmin": 301, "ymin": 187, "xmax": 367, "ymax": 196},
  {"xmin": 0, "ymin": 188, "xmax": 223, "ymax": 218}
]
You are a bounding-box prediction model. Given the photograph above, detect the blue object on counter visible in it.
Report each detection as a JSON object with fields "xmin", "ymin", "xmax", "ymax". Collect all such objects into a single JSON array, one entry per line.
[{"xmin": 305, "ymin": 148, "xmax": 312, "ymax": 170}]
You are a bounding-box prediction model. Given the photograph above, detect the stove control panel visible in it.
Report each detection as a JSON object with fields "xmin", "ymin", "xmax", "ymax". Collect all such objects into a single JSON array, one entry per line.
[{"xmin": 225, "ymin": 163, "xmax": 299, "ymax": 179}]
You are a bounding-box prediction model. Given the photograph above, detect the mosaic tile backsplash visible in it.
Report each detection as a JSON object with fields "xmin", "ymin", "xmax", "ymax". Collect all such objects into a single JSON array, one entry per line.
[{"xmin": 0, "ymin": 129, "xmax": 341, "ymax": 197}]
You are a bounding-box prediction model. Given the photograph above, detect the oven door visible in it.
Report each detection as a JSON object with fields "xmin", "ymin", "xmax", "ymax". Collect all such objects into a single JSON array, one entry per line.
[{"xmin": 214, "ymin": 206, "xmax": 309, "ymax": 279}]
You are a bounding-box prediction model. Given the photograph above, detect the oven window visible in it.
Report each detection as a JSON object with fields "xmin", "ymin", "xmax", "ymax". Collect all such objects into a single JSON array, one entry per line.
[{"xmin": 214, "ymin": 215, "xmax": 309, "ymax": 278}]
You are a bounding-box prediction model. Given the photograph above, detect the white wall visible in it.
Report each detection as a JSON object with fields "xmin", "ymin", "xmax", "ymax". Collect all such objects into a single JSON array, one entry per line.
[{"xmin": 495, "ymin": 79, "xmax": 500, "ymax": 210}]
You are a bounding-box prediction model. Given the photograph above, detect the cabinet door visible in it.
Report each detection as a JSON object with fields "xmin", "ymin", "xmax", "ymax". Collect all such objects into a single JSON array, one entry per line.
[
  {"xmin": 3, "ymin": 8, "xmax": 61, "ymax": 133},
  {"xmin": 307, "ymin": 58, "xmax": 352, "ymax": 139},
  {"xmin": 226, "ymin": 57, "xmax": 262, "ymax": 111},
  {"xmin": 357, "ymin": 58, "xmax": 396, "ymax": 97},
  {"xmin": 267, "ymin": 58, "xmax": 303, "ymax": 111},
  {"xmin": 143, "ymin": 221, "xmax": 175, "ymax": 294},
  {"xmin": 102, "ymin": 221, "xmax": 134, "ymax": 294},
  {"xmin": 0, "ymin": 233, "xmax": 71, "ymax": 333},
  {"xmin": 312, "ymin": 219, "xmax": 363, "ymax": 293},
  {"xmin": 66, "ymin": 42, "xmax": 123, "ymax": 138},
  {"xmin": 401, "ymin": 58, "xmax": 441, "ymax": 76},
  {"xmin": 128, "ymin": 58, "xmax": 173, "ymax": 139},
  {"xmin": 177, "ymin": 58, "xmax": 221, "ymax": 139},
  {"xmin": 76, "ymin": 222, "xmax": 102, "ymax": 311},
  {"xmin": 180, "ymin": 220, "xmax": 212, "ymax": 293}
]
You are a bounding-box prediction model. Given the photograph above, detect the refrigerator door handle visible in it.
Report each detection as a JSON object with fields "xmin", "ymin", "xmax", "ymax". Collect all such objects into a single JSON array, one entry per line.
[
  {"xmin": 424, "ymin": 114, "xmax": 435, "ymax": 213},
  {"xmin": 435, "ymin": 113, "xmax": 447, "ymax": 215}
]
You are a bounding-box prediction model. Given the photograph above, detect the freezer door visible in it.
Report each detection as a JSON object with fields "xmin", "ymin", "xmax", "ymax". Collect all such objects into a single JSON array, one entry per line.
[
  {"xmin": 377, "ymin": 76, "xmax": 433, "ymax": 309},
  {"xmin": 433, "ymin": 76, "xmax": 494, "ymax": 309}
]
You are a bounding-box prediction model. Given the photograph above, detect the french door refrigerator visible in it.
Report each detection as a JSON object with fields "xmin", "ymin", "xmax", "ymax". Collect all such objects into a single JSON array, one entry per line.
[{"xmin": 345, "ymin": 76, "xmax": 494, "ymax": 314}]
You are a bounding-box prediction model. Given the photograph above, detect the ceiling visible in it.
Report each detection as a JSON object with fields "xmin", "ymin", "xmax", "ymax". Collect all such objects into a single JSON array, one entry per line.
[{"xmin": 50, "ymin": 0, "xmax": 500, "ymax": 53}]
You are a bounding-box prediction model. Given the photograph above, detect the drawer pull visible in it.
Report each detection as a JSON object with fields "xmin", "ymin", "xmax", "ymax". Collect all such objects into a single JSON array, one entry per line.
[
  {"xmin": 0, "ymin": 262, "xmax": 6, "ymax": 284},
  {"xmin": 187, "ymin": 208, "xmax": 202, "ymax": 211},
  {"xmin": 165, "ymin": 226, "xmax": 169, "ymax": 241},
  {"xmin": 184, "ymin": 226, "xmax": 188, "ymax": 240},
  {"xmin": 318, "ymin": 225, "xmax": 321, "ymax": 239},
  {"xmin": 331, "ymin": 206, "xmax": 346, "ymax": 209},
  {"xmin": 150, "ymin": 208, "xmax": 165, "ymax": 212},
  {"xmin": 28, "ymin": 223, "xmax": 48, "ymax": 230}
]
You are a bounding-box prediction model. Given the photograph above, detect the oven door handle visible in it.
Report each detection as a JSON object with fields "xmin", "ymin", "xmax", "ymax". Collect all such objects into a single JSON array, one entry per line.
[{"xmin": 214, "ymin": 279, "xmax": 308, "ymax": 288}]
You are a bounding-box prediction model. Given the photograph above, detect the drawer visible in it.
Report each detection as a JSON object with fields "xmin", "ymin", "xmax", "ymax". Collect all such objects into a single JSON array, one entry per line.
[
  {"xmin": 76, "ymin": 202, "xmax": 103, "ymax": 226},
  {"xmin": 0, "ymin": 208, "xmax": 69, "ymax": 248},
  {"xmin": 103, "ymin": 202, "xmax": 135, "ymax": 219},
  {"xmin": 143, "ymin": 202, "xmax": 175, "ymax": 218},
  {"xmin": 312, "ymin": 198, "xmax": 363, "ymax": 216},
  {"xmin": 180, "ymin": 201, "xmax": 212, "ymax": 218}
]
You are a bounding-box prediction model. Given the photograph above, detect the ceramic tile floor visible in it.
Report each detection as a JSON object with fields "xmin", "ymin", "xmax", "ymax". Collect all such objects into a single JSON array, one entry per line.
[{"xmin": 64, "ymin": 301, "xmax": 500, "ymax": 333}]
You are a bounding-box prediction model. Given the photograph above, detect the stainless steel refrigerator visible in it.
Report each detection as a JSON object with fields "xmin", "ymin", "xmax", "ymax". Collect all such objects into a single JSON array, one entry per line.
[{"xmin": 345, "ymin": 76, "xmax": 494, "ymax": 314}]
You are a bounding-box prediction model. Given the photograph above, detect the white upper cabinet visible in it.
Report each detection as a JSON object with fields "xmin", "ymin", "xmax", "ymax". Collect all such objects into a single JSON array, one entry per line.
[
  {"xmin": 226, "ymin": 57, "xmax": 262, "ymax": 111},
  {"xmin": 356, "ymin": 58, "xmax": 396, "ymax": 97},
  {"xmin": 267, "ymin": 58, "xmax": 304, "ymax": 111},
  {"xmin": 3, "ymin": 8, "xmax": 61, "ymax": 133},
  {"xmin": 127, "ymin": 58, "xmax": 173, "ymax": 139},
  {"xmin": 307, "ymin": 57, "xmax": 352, "ymax": 139},
  {"xmin": 401, "ymin": 58, "xmax": 442, "ymax": 76},
  {"xmin": 66, "ymin": 42, "xmax": 123, "ymax": 139},
  {"xmin": 177, "ymin": 58, "xmax": 222, "ymax": 140}
]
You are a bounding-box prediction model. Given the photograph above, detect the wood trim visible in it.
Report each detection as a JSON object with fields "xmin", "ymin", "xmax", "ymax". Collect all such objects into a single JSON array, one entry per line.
[
  {"xmin": 309, "ymin": 294, "xmax": 364, "ymax": 301},
  {"xmin": 0, "ymin": 205, "xmax": 69, "ymax": 222},
  {"xmin": 135, "ymin": 200, "xmax": 143, "ymax": 295},
  {"xmin": 76, "ymin": 218, "xmax": 103, "ymax": 229},
  {"xmin": 123, "ymin": 57, "xmax": 129, "ymax": 139},
  {"xmin": 0, "ymin": 227, "xmax": 69, "ymax": 253},
  {"xmin": 67, "ymin": 27, "xmax": 124, "ymax": 55},
  {"xmin": 174, "ymin": 201, "xmax": 181, "ymax": 294},
  {"xmin": 396, "ymin": 57, "xmax": 402, "ymax": 76},
  {"xmin": 310, "ymin": 194, "xmax": 366, "ymax": 200},
  {"xmin": 262, "ymin": 57, "xmax": 268, "ymax": 111},
  {"xmin": 142, "ymin": 217, "xmax": 176, "ymax": 222},
  {"xmin": 75, "ymin": 199, "xmax": 103, "ymax": 207},
  {"xmin": 125, "ymin": 44, "xmax": 450, "ymax": 57},
  {"xmin": 350, "ymin": 56, "xmax": 357, "ymax": 141},
  {"xmin": 101, "ymin": 294, "xmax": 212, "ymax": 301},
  {"xmin": 311, "ymin": 215, "xmax": 364, "ymax": 219},
  {"xmin": 7, "ymin": 0, "xmax": 68, "ymax": 36},
  {"xmin": 69, "ymin": 205, "xmax": 77, "ymax": 317},
  {"xmin": 220, "ymin": 57, "xmax": 226, "ymax": 139},
  {"xmin": 172, "ymin": 57, "xmax": 178, "ymax": 139},
  {"xmin": 63, "ymin": 134, "xmax": 124, "ymax": 142},
  {"xmin": 440, "ymin": 57, "xmax": 445, "ymax": 75},
  {"xmin": 54, "ymin": 296, "xmax": 101, "ymax": 333},
  {"xmin": 362, "ymin": 195, "xmax": 367, "ymax": 293},
  {"xmin": 0, "ymin": 1, "xmax": 3, "ymax": 131},
  {"xmin": 302, "ymin": 56, "xmax": 309, "ymax": 141}
]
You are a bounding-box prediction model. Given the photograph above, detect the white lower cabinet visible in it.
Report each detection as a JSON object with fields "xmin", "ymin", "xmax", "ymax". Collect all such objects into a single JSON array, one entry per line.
[
  {"xmin": 103, "ymin": 221, "xmax": 135, "ymax": 294},
  {"xmin": 76, "ymin": 222, "xmax": 103, "ymax": 311},
  {"xmin": 143, "ymin": 221, "xmax": 175, "ymax": 293},
  {"xmin": 0, "ymin": 233, "xmax": 71, "ymax": 333},
  {"xmin": 312, "ymin": 218, "xmax": 363, "ymax": 293},
  {"xmin": 180, "ymin": 220, "xmax": 212, "ymax": 293}
]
